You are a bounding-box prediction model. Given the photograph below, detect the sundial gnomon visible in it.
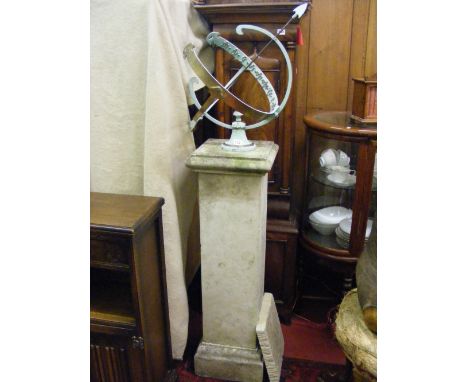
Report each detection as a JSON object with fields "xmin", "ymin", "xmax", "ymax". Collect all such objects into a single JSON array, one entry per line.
[{"xmin": 184, "ymin": 3, "xmax": 308, "ymax": 151}]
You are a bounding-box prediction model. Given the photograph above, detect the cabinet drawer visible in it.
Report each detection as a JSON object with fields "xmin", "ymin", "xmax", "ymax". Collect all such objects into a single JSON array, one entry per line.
[{"xmin": 91, "ymin": 234, "xmax": 131, "ymax": 270}]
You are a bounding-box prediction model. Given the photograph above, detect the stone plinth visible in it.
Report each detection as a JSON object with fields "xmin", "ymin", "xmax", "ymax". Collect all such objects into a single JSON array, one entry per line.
[
  {"xmin": 256, "ymin": 293, "xmax": 284, "ymax": 382},
  {"xmin": 186, "ymin": 139, "xmax": 278, "ymax": 382}
]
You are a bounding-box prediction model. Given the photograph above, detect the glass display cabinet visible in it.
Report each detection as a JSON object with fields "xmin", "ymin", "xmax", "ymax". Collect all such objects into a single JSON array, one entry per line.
[{"xmin": 300, "ymin": 111, "xmax": 377, "ymax": 295}]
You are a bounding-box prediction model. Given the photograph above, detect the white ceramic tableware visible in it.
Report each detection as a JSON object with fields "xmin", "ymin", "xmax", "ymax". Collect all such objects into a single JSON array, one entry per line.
[
  {"xmin": 319, "ymin": 149, "xmax": 338, "ymax": 167},
  {"xmin": 336, "ymin": 225, "xmax": 369, "ymax": 242},
  {"xmin": 339, "ymin": 218, "xmax": 373, "ymax": 238},
  {"xmin": 335, "ymin": 234, "xmax": 349, "ymax": 249},
  {"xmin": 327, "ymin": 172, "xmax": 356, "ymax": 186},
  {"xmin": 308, "ymin": 217, "xmax": 337, "ymax": 236},
  {"xmin": 311, "ymin": 206, "xmax": 352, "ymax": 225},
  {"xmin": 335, "ymin": 226, "xmax": 349, "ymax": 241},
  {"xmin": 326, "ymin": 165, "xmax": 350, "ymax": 173},
  {"xmin": 336, "ymin": 150, "xmax": 350, "ymax": 166}
]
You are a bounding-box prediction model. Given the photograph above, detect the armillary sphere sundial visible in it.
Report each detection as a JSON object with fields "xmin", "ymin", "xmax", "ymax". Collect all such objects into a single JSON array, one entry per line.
[{"xmin": 184, "ymin": 3, "xmax": 308, "ymax": 152}]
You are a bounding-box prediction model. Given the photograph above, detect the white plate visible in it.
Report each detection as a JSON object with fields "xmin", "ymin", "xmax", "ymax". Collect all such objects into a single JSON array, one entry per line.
[
  {"xmin": 335, "ymin": 227, "xmax": 350, "ymax": 241},
  {"xmin": 335, "ymin": 226, "xmax": 369, "ymax": 244},
  {"xmin": 336, "ymin": 235, "xmax": 349, "ymax": 249},
  {"xmin": 320, "ymin": 165, "xmax": 350, "ymax": 174},
  {"xmin": 339, "ymin": 218, "xmax": 373, "ymax": 238},
  {"xmin": 327, "ymin": 172, "xmax": 356, "ymax": 186}
]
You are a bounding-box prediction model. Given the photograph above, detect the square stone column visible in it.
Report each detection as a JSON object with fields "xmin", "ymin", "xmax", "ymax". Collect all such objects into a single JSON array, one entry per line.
[{"xmin": 186, "ymin": 139, "xmax": 278, "ymax": 382}]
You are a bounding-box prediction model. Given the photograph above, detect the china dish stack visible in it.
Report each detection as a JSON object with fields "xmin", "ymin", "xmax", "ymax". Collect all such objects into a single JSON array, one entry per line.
[
  {"xmin": 308, "ymin": 206, "xmax": 353, "ymax": 236},
  {"xmin": 319, "ymin": 148, "xmax": 350, "ymax": 168},
  {"xmin": 319, "ymin": 149, "xmax": 356, "ymax": 186},
  {"xmin": 335, "ymin": 218, "xmax": 373, "ymax": 249}
]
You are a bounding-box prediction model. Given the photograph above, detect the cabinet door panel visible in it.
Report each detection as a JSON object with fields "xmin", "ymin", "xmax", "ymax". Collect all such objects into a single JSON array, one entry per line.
[
  {"xmin": 265, "ymin": 238, "xmax": 287, "ymax": 300},
  {"xmin": 91, "ymin": 334, "xmax": 145, "ymax": 382},
  {"xmin": 265, "ymin": 227, "xmax": 298, "ymax": 323}
]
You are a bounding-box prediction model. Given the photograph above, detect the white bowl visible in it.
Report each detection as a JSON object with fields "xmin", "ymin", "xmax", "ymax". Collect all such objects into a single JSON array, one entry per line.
[
  {"xmin": 309, "ymin": 221, "xmax": 337, "ymax": 236},
  {"xmin": 311, "ymin": 206, "xmax": 352, "ymax": 225},
  {"xmin": 309, "ymin": 214, "xmax": 340, "ymax": 235}
]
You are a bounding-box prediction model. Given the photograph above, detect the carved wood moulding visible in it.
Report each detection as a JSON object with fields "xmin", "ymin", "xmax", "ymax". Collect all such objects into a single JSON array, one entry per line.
[{"xmin": 193, "ymin": 1, "xmax": 311, "ymax": 24}]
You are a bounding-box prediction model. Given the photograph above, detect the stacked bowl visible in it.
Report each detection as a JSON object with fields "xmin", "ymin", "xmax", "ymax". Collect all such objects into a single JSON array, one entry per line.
[
  {"xmin": 308, "ymin": 206, "xmax": 353, "ymax": 236},
  {"xmin": 335, "ymin": 218, "xmax": 373, "ymax": 249}
]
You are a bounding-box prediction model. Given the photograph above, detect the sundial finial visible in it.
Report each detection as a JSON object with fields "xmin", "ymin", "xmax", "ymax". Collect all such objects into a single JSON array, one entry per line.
[{"xmin": 233, "ymin": 111, "xmax": 243, "ymax": 122}]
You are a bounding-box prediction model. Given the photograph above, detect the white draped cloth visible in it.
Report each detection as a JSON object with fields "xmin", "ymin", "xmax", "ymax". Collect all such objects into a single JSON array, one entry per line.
[{"xmin": 91, "ymin": 0, "xmax": 213, "ymax": 359}]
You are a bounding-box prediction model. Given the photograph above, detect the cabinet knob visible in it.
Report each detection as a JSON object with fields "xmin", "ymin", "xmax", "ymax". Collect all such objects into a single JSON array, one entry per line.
[{"xmin": 131, "ymin": 336, "xmax": 144, "ymax": 349}]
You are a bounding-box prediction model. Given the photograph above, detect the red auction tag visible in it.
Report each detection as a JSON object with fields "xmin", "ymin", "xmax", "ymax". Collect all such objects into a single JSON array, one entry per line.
[{"xmin": 296, "ymin": 26, "xmax": 304, "ymax": 46}]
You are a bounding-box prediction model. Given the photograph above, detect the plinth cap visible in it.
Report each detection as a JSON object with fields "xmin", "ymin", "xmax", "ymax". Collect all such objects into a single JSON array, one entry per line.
[{"xmin": 186, "ymin": 139, "xmax": 278, "ymax": 175}]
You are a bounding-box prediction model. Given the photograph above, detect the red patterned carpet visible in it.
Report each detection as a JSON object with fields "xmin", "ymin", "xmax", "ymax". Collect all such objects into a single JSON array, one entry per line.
[
  {"xmin": 178, "ymin": 271, "xmax": 347, "ymax": 381},
  {"xmin": 282, "ymin": 316, "xmax": 345, "ymax": 365},
  {"xmin": 176, "ymin": 310, "xmax": 347, "ymax": 381},
  {"xmin": 176, "ymin": 356, "xmax": 347, "ymax": 382}
]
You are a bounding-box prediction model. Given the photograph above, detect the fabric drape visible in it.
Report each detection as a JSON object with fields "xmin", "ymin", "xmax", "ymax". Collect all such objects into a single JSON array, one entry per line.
[{"xmin": 91, "ymin": 0, "xmax": 212, "ymax": 359}]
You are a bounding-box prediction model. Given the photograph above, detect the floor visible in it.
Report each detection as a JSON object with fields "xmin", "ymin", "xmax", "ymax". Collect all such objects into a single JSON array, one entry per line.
[{"xmin": 176, "ymin": 271, "xmax": 348, "ymax": 381}]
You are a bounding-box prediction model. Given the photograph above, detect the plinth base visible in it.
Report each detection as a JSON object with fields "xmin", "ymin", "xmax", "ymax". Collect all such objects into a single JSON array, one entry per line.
[{"xmin": 194, "ymin": 341, "xmax": 263, "ymax": 382}]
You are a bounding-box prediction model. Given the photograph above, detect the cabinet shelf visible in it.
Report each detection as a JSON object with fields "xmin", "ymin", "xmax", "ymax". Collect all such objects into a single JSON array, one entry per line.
[
  {"xmin": 91, "ymin": 271, "xmax": 135, "ymax": 328},
  {"xmin": 91, "ymin": 290, "xmax": 135, "ymax": 328},
  {"xmin": 302, "ymin": 224, "xmax": 345, "ymax": 251},
  {"xmin": 90, "ymin": 310, "xmax": 135, "ymax": 328},
  {"xmin": 90, "ymin": 260, "xmax": 130, "ymax": 272}
]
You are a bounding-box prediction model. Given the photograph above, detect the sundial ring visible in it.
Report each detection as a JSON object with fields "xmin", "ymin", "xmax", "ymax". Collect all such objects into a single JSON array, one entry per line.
[
  {"xmin": 185, "ymin": 45, "xmax": 275, "ymax": 123},
  {"xmin": 186, "ymin": 24, "xmax": 293, "ymax": 131},
  {"xmin": 206, "ymin": 32, "xmax": 278, "ymax": 113}
]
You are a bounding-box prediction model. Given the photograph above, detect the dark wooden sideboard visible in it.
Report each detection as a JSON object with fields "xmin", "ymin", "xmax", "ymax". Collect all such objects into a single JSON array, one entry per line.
[
  {"xmin": 90, "ymin": 193, "xmax": 173, "ymax": 382},
  {"xmin": 193, "ymin": 0, "xmax": 311, "ymax": 322}
]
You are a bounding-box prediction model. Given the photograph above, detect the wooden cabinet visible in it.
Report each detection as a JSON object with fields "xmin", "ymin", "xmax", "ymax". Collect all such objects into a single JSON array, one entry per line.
[
  {"xmin": 266, "ymin": 219, "xmax": 298, "ymax": 320},
  {"xmin": 90, "ymin": 193, "xmax": 172, "ymax": 382},
  {"xmin": 194, "ymin": 0, "xmax": 308, "ymax": 322},
  {"xmin": 300, "ymin": 112, "xmax": 377, "ymax": 296}
]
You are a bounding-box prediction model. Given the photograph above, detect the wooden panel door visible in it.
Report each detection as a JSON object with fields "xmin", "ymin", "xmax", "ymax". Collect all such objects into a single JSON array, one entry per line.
[
  {"xmin": 266, "ymin": 221, "xmax": 298, "ymax": 323},
  {"xmin": 130, "ymin": 219, "xmax": 171, "ymax": 382},
  {"xmin": 91, "ymin": 333, "xmax": 146, "ymax": 382}
]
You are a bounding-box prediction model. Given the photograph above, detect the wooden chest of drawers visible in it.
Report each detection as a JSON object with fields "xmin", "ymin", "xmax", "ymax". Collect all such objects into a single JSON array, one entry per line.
[{"xmin": 90, "ymin": 193, "xmax": 172, "ymax": 381}]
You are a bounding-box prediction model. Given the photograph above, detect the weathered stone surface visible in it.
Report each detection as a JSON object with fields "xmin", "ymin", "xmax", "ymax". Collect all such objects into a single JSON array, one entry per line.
[
  {"xmin": 194, "ymin": 342, "xmax": 263, "ymax": 382},
  {"xmin": 256, "ymin": 293, "xmax": 284, "ymax": 382},
  {"xmin": 198, "ymin": 171, "xmax": 267, "ymax": 350},
  {"xmin": 187, "ymin": 139, "xmax": 278, "ymax": 382},
  {"xmin": 186, "ymin": 139, "xmax": 279, "ymax": 175}
]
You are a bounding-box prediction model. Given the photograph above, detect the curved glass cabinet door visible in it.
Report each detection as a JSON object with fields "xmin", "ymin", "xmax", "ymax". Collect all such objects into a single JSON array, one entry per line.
[{"xmin": 302, "ymin": 112, "xmax": 377, "ymax": 259}]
